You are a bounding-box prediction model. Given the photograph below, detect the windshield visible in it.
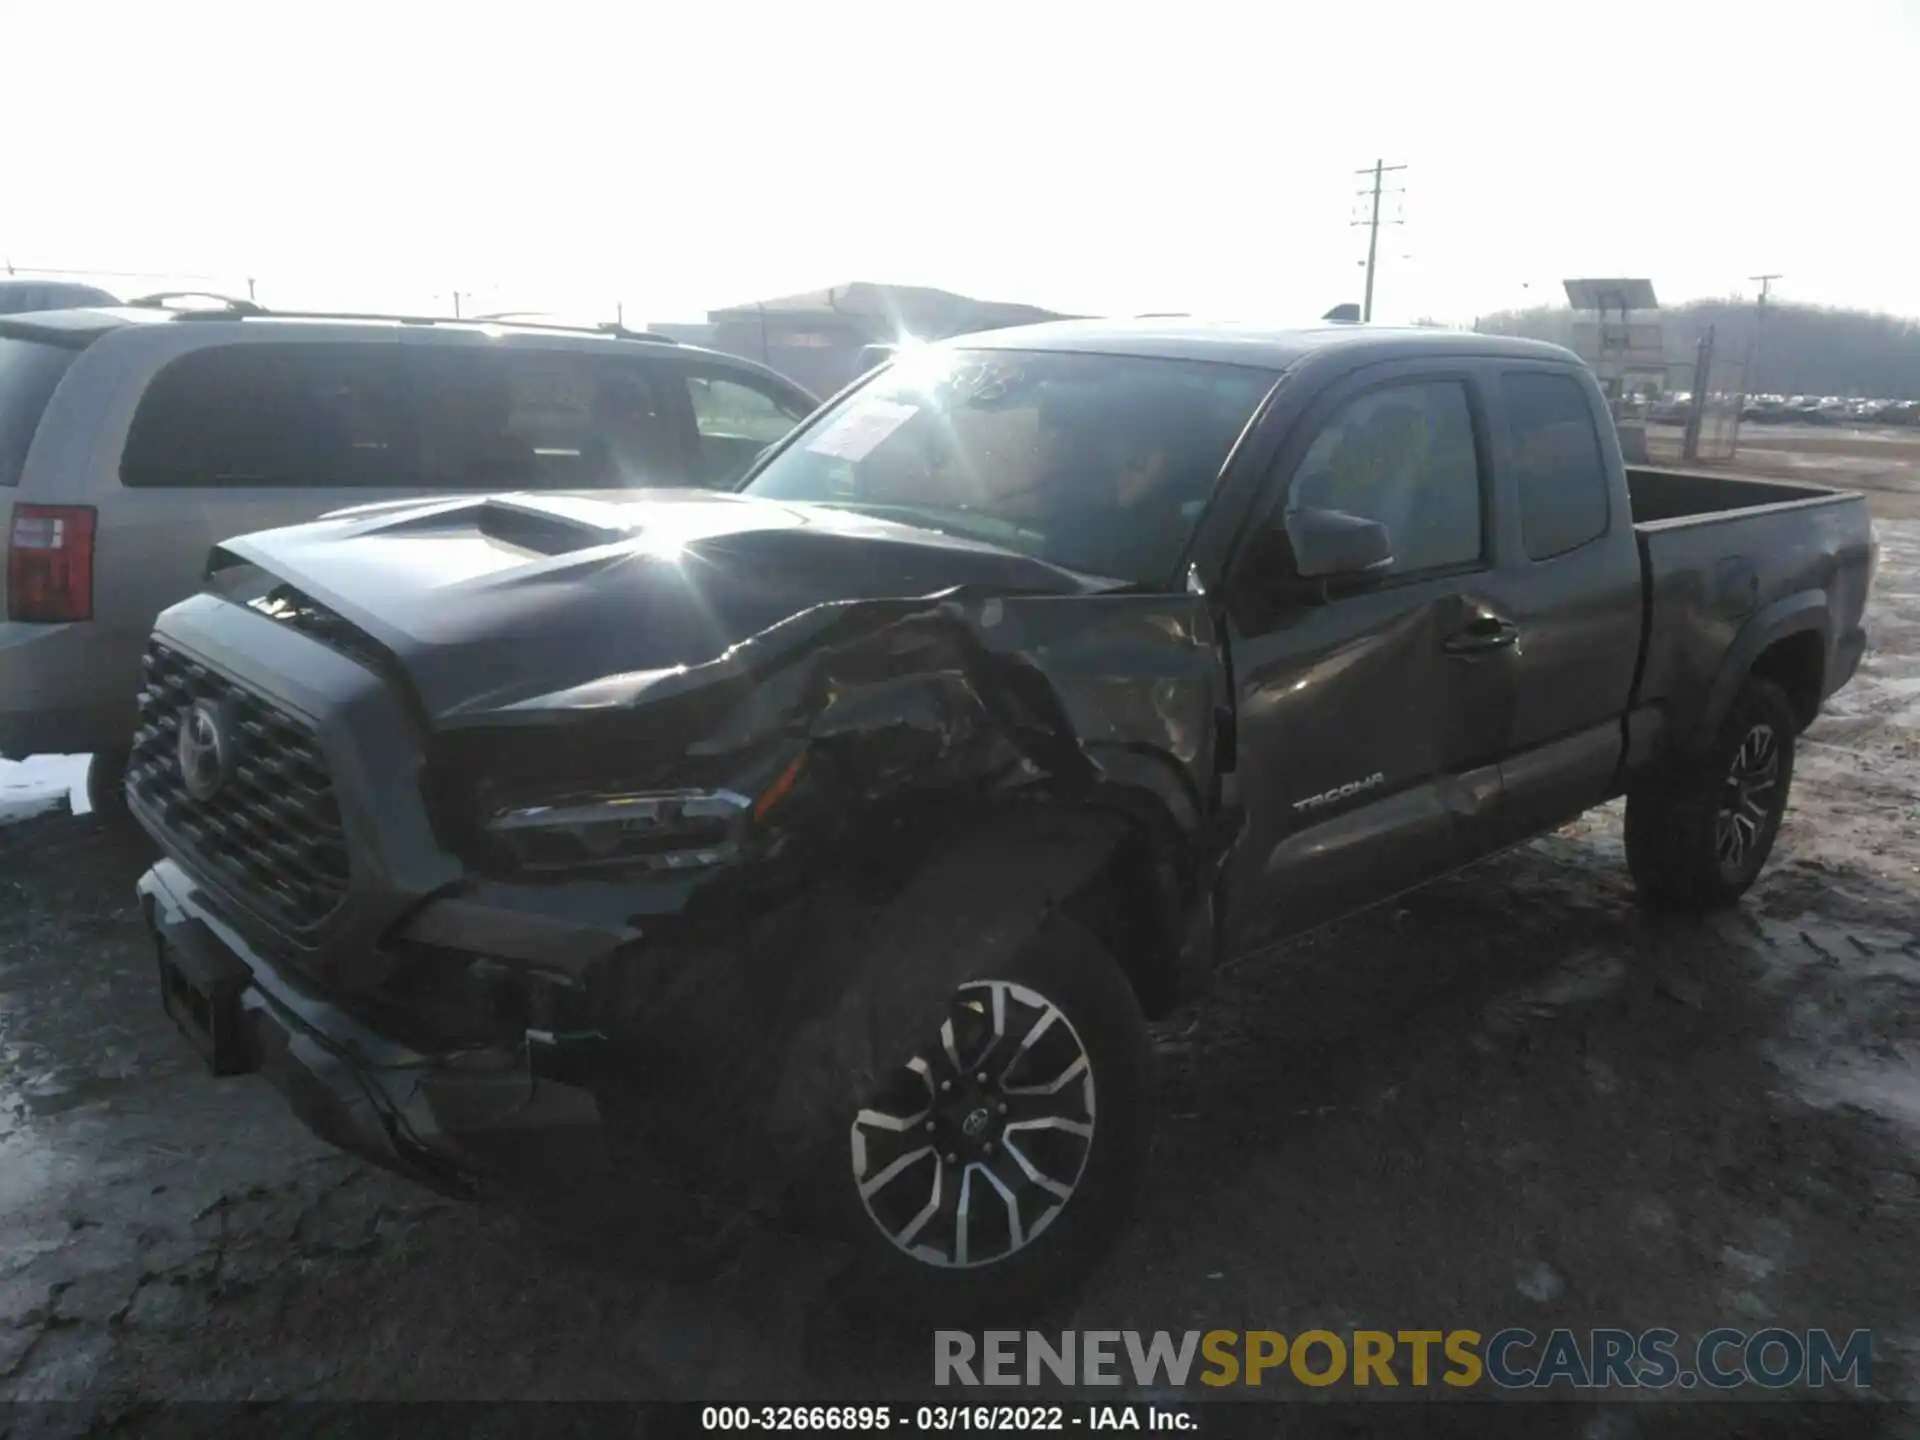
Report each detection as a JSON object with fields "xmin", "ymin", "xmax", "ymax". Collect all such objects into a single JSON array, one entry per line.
[{"xmin": 740, "ymin": 348, "xmax": 1274, "ymax": 584}]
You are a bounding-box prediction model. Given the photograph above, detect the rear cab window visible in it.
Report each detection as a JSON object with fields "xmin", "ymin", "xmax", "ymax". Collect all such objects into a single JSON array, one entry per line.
[
  {"xmin": 1503, "ymin": 370, "xmax": 1611, "ymax": 559},
  {"xmin": 0, "ymin": 337, "xmax": 81, "ymax": 487}
]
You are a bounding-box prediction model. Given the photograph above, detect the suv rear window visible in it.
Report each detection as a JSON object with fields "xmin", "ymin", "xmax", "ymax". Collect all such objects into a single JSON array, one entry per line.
[
  {"xmin": 120, "ymin": 342, "xmax": 798, "ymax": 491},
  {"xmin": 0, "ymin": 338, "xmax": 80, "ymax": 487}
]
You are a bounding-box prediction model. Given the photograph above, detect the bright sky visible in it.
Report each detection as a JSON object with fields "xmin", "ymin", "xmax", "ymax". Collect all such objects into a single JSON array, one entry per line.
[{"xmin": 4, "ymin": 0, "xmax": 1917, "ymax": 327}]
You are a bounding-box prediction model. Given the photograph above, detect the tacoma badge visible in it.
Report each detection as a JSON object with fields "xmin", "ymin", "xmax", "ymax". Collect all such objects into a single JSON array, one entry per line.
[{"xmin": 1292, "ymin": 772, "xmax": 1386, "ymax": 814}]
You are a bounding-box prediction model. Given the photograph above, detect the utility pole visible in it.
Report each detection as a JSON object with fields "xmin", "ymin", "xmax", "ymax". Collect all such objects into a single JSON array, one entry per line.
[
  {"xmin": 1353, "ymin": 160, "xmax": 1407, "ymax": 323},
  {"xmin": 1728, "ymin": 274, "xmax": 1781, "ymax": 457},
  {"xmin": 1748, "ymin": 273, "xmax": 1781, "ymax": 395}
]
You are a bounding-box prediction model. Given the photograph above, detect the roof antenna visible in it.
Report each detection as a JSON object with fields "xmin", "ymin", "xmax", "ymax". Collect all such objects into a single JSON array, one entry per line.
[{"xmin": 1323, "ymin": 303, "xmax": 1362, "ymax": 323}]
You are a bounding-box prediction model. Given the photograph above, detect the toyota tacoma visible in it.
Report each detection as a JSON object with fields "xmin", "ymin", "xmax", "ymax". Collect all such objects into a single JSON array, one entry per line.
[{"xmin": 130, "ymin": 321, "xmax": 1875, "ymax": 1318}]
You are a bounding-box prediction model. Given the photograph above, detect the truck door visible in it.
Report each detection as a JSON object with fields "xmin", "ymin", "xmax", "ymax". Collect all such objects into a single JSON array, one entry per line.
[
  {"xmin": 1473, "ymin": 365, "xmax": 1644, "ymax": 844},
  {"xmin": 1218, "ymin": 367, "xmax": 1515, "ymax": 956}
]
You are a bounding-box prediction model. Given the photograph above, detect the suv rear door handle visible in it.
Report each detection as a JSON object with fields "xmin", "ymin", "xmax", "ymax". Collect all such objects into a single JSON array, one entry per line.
[{"xmin": 1443, "ymin": 618, "xmax": 1520, "ymax": 655}]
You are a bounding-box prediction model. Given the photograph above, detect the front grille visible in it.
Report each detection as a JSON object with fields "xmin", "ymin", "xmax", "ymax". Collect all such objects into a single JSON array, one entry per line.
[{"xmin": 129, "ymin": 641, "xmax": 350, "ymax": 932}]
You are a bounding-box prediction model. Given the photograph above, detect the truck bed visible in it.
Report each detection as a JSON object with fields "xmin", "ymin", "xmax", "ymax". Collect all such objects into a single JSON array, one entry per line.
[
  {"xmin": 1624, "ymin": 466, "xmax": 1875, "ymax": 758},
  {"xmin": 1625, "ymin": 465, "xmax": 1844, "ymax": 526}
]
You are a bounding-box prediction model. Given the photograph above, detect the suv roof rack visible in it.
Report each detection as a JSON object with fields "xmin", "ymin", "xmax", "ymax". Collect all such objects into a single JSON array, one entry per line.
[
  {"xmin": 125, "ymin": 291, "xmax": 267, "ymax": 315},
  {"xmin": 471, "ymin": 312, "xmax": 679, "ymax": 344},
  {"xmin": 128, "ymin": 297, "xmax": 680, "ymax": 344}
]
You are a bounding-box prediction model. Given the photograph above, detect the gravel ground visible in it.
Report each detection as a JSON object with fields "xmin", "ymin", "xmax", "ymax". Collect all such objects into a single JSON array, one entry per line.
[{"xmin": 2, "ymin": 525, "xmax": 1917, "ymax": 1436}]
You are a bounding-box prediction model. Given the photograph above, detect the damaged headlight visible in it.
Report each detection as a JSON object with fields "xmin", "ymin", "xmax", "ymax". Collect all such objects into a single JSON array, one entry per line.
[
  {"xmin": 482, "ymin": 754, "xmax": 810, "ymax": 874},
  {"xmin": 486, "ymin": 788, "xmax": 754, "ymax": 872}
]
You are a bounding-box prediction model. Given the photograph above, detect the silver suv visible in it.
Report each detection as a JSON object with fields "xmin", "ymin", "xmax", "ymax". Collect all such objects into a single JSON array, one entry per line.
[{"xmin": 0, "ymin": 296, "xmax": 816, "ymax": 808}]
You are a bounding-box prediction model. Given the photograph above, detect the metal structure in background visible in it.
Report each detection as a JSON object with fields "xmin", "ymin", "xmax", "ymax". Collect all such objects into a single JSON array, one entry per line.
[
  {"xmin": 1682, "ymin": 326, "xmax": 1716, "ymax": 460},
  {"xmin": 1564, "ymin": 279, "xmax": 1664, "ymax": 399},
  {"xmin": 1565, "ymin": 279, "xmax": 1665, "ymax": 461},
  {"xmin": 1637, "ymin": 341, "xmax": 1747, "ymax": 465}
]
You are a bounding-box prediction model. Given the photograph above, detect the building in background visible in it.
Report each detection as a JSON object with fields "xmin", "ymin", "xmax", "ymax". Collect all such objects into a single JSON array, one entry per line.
[{"xmin": 656, "ymin": 282, "xmax": 1071, "ymax": 396}]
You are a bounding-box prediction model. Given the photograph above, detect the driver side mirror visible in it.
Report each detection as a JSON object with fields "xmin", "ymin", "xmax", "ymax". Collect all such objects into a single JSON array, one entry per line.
[
  {"xmin": 1286, "ymin": 506, "xmax": 1394, "ymax": 581},
  {"xmin": 1239, "ymin": 506, "xmax": 1394, "ymax": 605}
]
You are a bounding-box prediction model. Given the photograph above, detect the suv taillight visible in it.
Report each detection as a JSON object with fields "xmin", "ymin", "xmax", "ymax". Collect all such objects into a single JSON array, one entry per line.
[{"xmin": 7, "ymin": 504, "xmax": 96, "ymax": 623}]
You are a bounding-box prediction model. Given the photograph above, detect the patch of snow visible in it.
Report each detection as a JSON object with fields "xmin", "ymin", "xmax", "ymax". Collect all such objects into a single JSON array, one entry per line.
[
  {"xmin": 0, "ymin": 755, "xmax": 91, "ymax": 824},
  {"xmin": 1515, "ymin": 1261, "xmax": 1567, "ymax": 1302},
  {"xmin": 1721, "ymin": 1245, "xmax": 1777, "ymax": 1283},
  {"xmin": 1777, "ymin": 1046, "xmax": 1920, "ymax": 1139}
]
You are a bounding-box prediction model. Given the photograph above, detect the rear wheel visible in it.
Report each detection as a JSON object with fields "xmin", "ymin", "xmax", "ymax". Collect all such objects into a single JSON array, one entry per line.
[
  {"xmin": 833, "ymin": 916, "xmax": 1151, "ymax": 1322},
  {"xmin": 1625, "ymin": 678, "xmax": 1797, "ymax": 910}
]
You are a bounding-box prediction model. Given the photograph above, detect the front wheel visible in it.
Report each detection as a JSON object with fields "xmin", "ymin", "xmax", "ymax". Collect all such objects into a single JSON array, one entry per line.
[
  {"xmin": 1625, "ymin": 678, "xmax": 1798, "ymax": 910},
  {"xmin": 86, "ymin": 746, "xmax": 132, "ymax": 822},
  {"xmin": 834, "ymin": 916, "xmax": 1151, "ymax": 1323}
]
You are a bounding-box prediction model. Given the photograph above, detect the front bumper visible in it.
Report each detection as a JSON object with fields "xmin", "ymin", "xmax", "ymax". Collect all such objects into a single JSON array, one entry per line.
[{"xmin": 139, "ymin": 857, "xmax": 612, "ymax": 1204}]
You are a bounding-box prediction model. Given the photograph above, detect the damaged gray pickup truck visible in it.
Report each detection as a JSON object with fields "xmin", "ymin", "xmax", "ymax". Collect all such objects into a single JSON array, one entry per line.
[{"xmin": 130, "ymin": 320, "xmax": 1875, "ymax": 1319}]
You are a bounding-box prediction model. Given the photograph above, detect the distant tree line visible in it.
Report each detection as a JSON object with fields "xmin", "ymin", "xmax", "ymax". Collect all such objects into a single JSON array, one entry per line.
[{"xmin": 1473, "ymin": 299, "xmax": 1920, "ymax": 401}]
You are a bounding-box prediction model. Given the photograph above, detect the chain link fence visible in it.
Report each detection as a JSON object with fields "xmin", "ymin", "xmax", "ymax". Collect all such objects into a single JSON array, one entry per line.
[{"xmin": 1617, "ymin": 346, "xmax": 1747, "ymax": 465}]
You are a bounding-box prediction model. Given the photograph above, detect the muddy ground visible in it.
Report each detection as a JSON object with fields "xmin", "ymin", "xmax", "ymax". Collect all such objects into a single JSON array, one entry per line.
[{"xmin": 3, "ymin": 526, "xmax": 1919, "ymax": 1435}]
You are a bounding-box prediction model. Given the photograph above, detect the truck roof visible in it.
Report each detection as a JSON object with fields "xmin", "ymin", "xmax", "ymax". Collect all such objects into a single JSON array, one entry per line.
[{"xmin": 956, "ymin": 317, "xmax": 1578, "ymax": 372}]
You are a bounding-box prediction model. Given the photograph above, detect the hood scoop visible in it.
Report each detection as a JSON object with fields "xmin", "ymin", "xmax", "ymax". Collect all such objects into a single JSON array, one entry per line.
[{"xmin": 376, "ymin": 496, "xmax": 630, "ymax": 557}]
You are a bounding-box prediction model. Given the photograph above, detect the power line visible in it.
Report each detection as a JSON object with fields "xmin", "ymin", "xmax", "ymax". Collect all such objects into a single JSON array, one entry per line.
[
  {"xmin": 1352, "ymin": 161, "xmax": 1407, "ymax": 322},
  {"xmin": 3, "ymin": 260, "xmax": 234, "ymax": 283}
]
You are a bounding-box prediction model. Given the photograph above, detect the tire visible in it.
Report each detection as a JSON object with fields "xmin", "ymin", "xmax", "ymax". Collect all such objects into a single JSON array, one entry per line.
[
  {"xmin": 85, "ymin": 746, "xmax": 132, "ymax": 822},
  {"xmin": 1625, "ymin": 678, "xmax": 1797, "ymax": 911},
  {"xmin": 829, "ymin": 914, "xmax": 1152, "ymax": 1324}
]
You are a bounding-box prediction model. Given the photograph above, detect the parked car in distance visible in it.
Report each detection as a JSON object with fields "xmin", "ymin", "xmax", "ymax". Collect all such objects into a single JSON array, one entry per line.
[
  {"xmin": 131, "ymin": 320, "xmax": 1873, "ymax": 1320},
  {"xmin": 0, "ymin": 296, "xmax": 816, "ymax": 809},
  {"xmin": 0, "ymin": 279, "xmax": 120, "ymax": 316},
  {"xmin": 1647, "ymin": 393, "xmax": 1692, "ymax": 425}
]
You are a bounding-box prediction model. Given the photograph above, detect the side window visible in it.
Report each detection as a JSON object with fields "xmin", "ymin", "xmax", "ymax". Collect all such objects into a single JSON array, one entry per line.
[
  {"xmin": 122, "ymin": 345, "xmax": 407, "ymax": 488},
  {"xmin": 1286, "ymin": 379, "xmax": 1483, "ymax": 576},
  {"xmin": 0, "ymin": 338, "xmax": 79, "ymax": 488},
  {"xmin": 684, "ymin": 372, "xmax": 809, "ymax": 486},
  {"xmin": 409, "ymin": 350, "xmax": 690, "ymax": 490},
  {"xmin": 1504, "ymin": 371, "xmax": 1610, "ymax": 560}
]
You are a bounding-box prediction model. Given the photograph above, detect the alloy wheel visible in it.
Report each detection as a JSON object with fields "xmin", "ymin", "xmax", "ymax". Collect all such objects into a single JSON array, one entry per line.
[
  {"xmin": 1716, "ymin": 722, "xmax": 1780, "ymax": 871},
  {"xmin": 849, "ymin": 979, "xmax": 1096, "ymax": 1269}
]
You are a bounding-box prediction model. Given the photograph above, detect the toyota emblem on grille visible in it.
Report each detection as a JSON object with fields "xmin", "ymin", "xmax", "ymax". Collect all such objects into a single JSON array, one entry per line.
[{"xmin": 177, "ymin": 699, "xmax": 233, "ymax": 802}]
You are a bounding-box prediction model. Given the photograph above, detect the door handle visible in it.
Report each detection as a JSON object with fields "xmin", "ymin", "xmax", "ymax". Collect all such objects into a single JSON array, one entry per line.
[{"xmin": 1443, "ymin": 618, "xmax": 1520, "ymax": 655}]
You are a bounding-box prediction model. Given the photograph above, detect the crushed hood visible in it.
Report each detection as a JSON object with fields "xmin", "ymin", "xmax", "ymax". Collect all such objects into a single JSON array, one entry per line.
[{"xmin": 218, "ymin": 489, "xmax": 1108, "ymax": 721}]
